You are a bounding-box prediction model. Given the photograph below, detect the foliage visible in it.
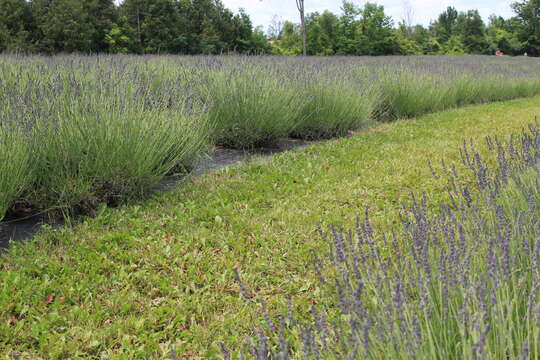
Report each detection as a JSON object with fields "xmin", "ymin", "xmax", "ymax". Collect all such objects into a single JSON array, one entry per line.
[
  {"xmin": 456, "ymin": 10, "xmax": 489, "ymax": 54},
  {"xmin": 486, "ymin": 16, "xmax": 522, "ymax": 55},
  {"xmin": 203, "ymin": 66, "xmax": 302, "ymax": 149},
  {"xmin": 0, "ymin": 0, "xmax": 33, "ymax": 52},
  {"xmin": 291, "ymin": 75, "xmax": 376, "ymax": 139},
  {"xmin": 0, "ymin": 56, "xmax": 210, "ymax": 215},
  {"xmin": 432, "ymin": 6, "xmax": 459, "ymax": 44},
  {"xmin": 104, "ymin": 23, "xmax": 133, "ymax": 53},
  {"xmin": 306, "ymin": 11, "xmax": 339, "ymax": 56},
  {"xmin": 357, "ymin": 3, "xmax": 399, "ymax": 55},
  {"xmin": 440, "ymin": 35, "xmax": 467, "ymax": 54},
  {"xmin": 1, "ymin": 0, "xmax": 539, "ymax": 56},
  {"xmin": 511, "ymin": 0, "xmax": 540, "ymax": 56},
  {"xmin": 269, "ymin": 0, "xmax": 539, "ymax": 57},
  {"xmin": 0, "ymin": 127, "xmax": 32, "ymax": 221},
  {"xmin": 0, "ymin": 0, "xmax": 268, "ymax": 55}
]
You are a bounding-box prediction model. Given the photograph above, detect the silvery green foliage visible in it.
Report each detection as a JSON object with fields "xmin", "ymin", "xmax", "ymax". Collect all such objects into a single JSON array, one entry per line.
[
  {"xmin": 233, "ymin": 124, "xmax": 539, "ymax": 359},
  {"xmin": 1, "ymin": 54, "xmax": 540, "ymax": 220}
]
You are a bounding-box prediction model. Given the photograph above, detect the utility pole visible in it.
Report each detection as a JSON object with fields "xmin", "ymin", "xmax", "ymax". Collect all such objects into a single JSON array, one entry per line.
[
  {"xmin": 296, "ymin": 0, "xmax": 307, "ymax": 56},
  {"xmin": 136, "ymin": 4, "xmax": 142, "ymax": 49}
]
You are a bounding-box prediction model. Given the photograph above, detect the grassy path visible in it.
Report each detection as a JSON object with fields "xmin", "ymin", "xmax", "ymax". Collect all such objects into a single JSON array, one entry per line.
[{"xmin": 1, "ymin": 97, "xmax": 540, "ymax": 359}]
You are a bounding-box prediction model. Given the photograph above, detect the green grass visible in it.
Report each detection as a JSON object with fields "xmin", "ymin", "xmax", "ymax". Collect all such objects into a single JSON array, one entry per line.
[
  {"xmin": 1, "ymin": 96, "xmax": 539, "ymax": 359},
  {"xmin": 235, "ymin": 134, "xmax": 540, "ymax": 359}
]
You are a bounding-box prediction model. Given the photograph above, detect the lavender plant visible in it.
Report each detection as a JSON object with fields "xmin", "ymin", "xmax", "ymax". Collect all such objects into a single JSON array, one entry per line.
[
  {"xmin": 232, "ymin": 124, "xmax": 540, "ymax": 359},
  {"xmin": 0, "ymin": 55, "xmax": 210, "ymax": 215},
  {"xmin": 290, "ymin": 73, "xmax": 376, "ymax": 140},
  {"xmin": 376, "ymin": 67, "xmax": 540, "ymax": 120},
  {"xmin": 202, "ymin": 65, "xmax": 303, "ymax": 149}
]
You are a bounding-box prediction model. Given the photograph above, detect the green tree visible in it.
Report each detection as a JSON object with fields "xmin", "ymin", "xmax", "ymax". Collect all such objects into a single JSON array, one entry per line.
[
  {"xmin": 119, "ymin": 0, "xmax": 150, "ymax": 53},
  {"xmin": 357, "ymin": 2, "xmax": 399, "ymax": 55},
  {"xmin": 104, "ymin": 22, "xmax": 133, "ymax": 53},
  {"xmin": 0, "ymin": 0, "xmax": 34, "ymax": 52},
  {"xmin": 486, "ymin": 15, "xmax": 522, "ymax": 55},
  {"xmin": 33, "ymin": 0, "xmax": 93, "ymax": 53},
  {"xmin": 306, "ymin": 11, "xmax": 338, "ymax": 55},
  {"xmin": 432, "ymin": 6, "xmax": 458, "ymax": 44},
  {"xmin": 335, "ymin": 0, "xmax": 361, "ymax": 55},
  {"xmin": 411, "ymin": 25, "xmax": 430, "ymax": 52},
  {"xmin": 272, "ymin": 20, "xmax": 301, "ymax": 55},
  {"xmin": 250, "ymin": 26, "xmax": 272, "ymax": 54},
  {"xmin": 183, "ymin": 0, "xmax": 234, "ymax": 54},
  {"xmin": 231, "ymin": 8, "xmax": 254, "ymax": 52},
  {"xmin": 397, "ymin": 23, "xmax": 428, "ymax": 54},
  {"xmin": 455, "ymin": 10, "xmax": 488, "ymax": 53},
  {"xmin": 441, "ymin": 34, "xmax": 466, "ymax": 54},
  {"xmin": 425, "ymin": 36, "xmax": 442, "ymax": 54},
  {"xmin": 28, "ymin": 0, "xmax": 116, "ymax": 53},
  {"xmin": 84, "ymin": 0, "xmax": 117, "ymax": 52},
  {"xmin": 144, "ymin": 0, "xmax": 181, "ymax": 53},
  {"xmin": 511, "ymin": 0, "xmax": 540, "ymax": 55}
]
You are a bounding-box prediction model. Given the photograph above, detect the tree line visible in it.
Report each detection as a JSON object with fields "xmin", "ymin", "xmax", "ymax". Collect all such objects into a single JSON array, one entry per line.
[
  {"xmin": 270, "ymin": 0, "xmax": 540, "ymax": 56},
  {"xmin": 0, "ymin": 0, "xmax": 270, "ymax": 54},
  {"xmin": 0, "ymin": 0, "xmax": 539, "ymax": 56}
]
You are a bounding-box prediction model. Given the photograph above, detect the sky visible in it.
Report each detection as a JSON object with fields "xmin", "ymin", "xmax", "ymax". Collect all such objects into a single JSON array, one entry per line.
[{"xmin": 221, "ymin": 0, "xmax": 516, "ymax": 30}]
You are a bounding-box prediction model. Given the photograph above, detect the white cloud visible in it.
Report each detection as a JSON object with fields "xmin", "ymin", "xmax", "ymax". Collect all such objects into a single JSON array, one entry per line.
[{"xmin": 221, "ymin": 0, "xmax": 516, "ymax": 29}]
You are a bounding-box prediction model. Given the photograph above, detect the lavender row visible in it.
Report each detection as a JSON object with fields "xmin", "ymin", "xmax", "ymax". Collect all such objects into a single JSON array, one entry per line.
[{"xmin": 1, "ymin": 54, "xmax": 539, "ymax": 224}]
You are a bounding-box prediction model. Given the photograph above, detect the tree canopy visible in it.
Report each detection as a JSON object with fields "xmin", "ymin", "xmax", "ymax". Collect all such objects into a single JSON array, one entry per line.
[
  {"xmin": 0, "ymin": 0, "xmax": 270, "ymax": 54},
  {"xmin": 0, "ymin": 0, "xmax": 537, "ymax": 56}
]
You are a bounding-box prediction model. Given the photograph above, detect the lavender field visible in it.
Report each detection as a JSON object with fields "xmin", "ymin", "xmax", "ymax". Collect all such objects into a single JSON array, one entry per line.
[{"xmin": 1, "ymin": 55, "xmax": 540, "ymax": 225}]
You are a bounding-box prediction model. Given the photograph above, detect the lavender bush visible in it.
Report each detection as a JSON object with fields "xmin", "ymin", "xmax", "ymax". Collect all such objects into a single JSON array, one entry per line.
[
  {"xmin": 232, "ymin": 124, "xmax": 540, "ymax": 359},
  {"xmin": 202, "ymin": 65, "xmax": 304, "ymax": 149},
  {"xmin": 0, "ymin": 55, "xmax": 210, "ymax": 216},
  {"xmin": 0, "ymin": 126, "xmax": 32, "ymax": 220},
  {"xmin": 290, "ymin": 71, "xmax": 377, "ymax": 140}
]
